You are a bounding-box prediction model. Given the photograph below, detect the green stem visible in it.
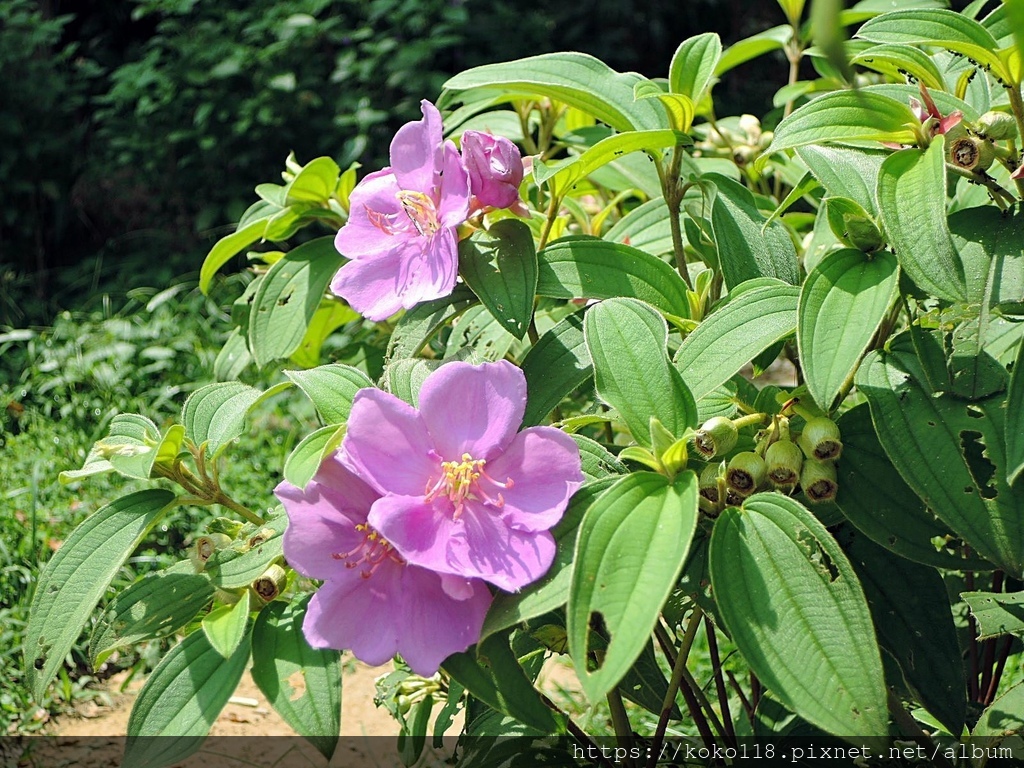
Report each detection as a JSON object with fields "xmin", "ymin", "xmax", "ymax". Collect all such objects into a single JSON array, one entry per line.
[
  {"xmin": 517, "ymin": 103, "xmax": 539, "ymax": 156},
  {"xmin": 213, "ymin": 492, "xmax": 264, "ymax": 526},
  {"xmin": 887, "ymin": 689, "xmax": 956, "ymax": 768},
  {"xmin": 681, "ymin": 666, "xmax": 732, "ymax": 748},
  {"xmin": 662, "ymin": 147, "xmax": 694, "ymax": 290},
  {"xmin": 537, "ymin": 195, "xmax": 560, "ymax": 252},
  {"xmin": 1005, "ymin": 85, "xmax": 1024, "ymax": 199},
  {"xmin": 731, "ymin": 413, "xmax": 767, "ymax": 430},
  {"xmin": 705, "ymin": 616, "xmax": 736, "ymax": 746},
  {"xmin": 606, "ymin": 689, "xmax": 635, "ymax": 766},
  {"xmin": 647, "ymin": 608, "xmax": 708, "ymax": 768}
]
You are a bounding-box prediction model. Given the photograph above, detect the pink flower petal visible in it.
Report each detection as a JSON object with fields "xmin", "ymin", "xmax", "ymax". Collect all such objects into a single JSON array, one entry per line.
[
  {"xmin": 341, "ymin": 389, "xmax": 440, "ymax": 496},
  {"xmin": 330, "ymin": 249, "xmax": 408, "ymax": 321},
  {"xmin": 486, "ymin": 426, "xmax": 583, "ymax": 533},
  {"xmin": 391, "ymin": 100, "xmax": 444, "ymax": 194},
  {"xmin": 369, "ymin": 495, "xmax": 556, "ymax": 591},
  {"xmin": 397, "ymin": 568, "xmax": 491, "ymax": 675},
  {"xmin": 335, "ymin": 169, "xmax": 406, "ymax": 259},
  {"xmin": 302, "ymin": 564, "xmax": 402, "ymax": 666},
  {"xmin": 438, "ymin": 141, "xmax": 471, "ymax": 227},
  {"xmin": 395, "ymin": 227, "xmax": 459, "ymax": 308},
  {"xmin": 418, "ymin": 360, "xmax": 527, "ymax": 461}
]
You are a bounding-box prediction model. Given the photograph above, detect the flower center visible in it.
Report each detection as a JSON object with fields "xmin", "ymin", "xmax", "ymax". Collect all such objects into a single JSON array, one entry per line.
[
  {"xmin": 424, "ymin": 452, "xmax": 514, "ymax": 520},
  {"xmin": 332, "ymin": 523, "xmax": 404, "ymax": 579},
  {"xmin": 396, "ymin": 190, "xmax": 440, "ymax": 236}
]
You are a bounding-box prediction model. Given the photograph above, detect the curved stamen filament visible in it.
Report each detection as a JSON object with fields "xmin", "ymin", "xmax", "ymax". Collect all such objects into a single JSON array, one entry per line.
[
  {"xmin": 425, "ymin": 453, "xmax": 515, "ymax": 520},
  {"xmin": 332, "ymin": 523, "xmax": 404, "ymax": 578}
]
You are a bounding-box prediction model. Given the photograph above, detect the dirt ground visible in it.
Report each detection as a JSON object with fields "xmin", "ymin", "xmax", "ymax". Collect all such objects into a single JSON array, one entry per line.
[{"xmin": 40, "ymin": 655, "xmax": 578, "ymax": 767}]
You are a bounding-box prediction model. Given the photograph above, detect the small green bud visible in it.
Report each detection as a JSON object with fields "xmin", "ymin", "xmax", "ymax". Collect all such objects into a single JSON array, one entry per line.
[
  {"xmin": 726, "ymin": 451, "xmax": 766, "ymax": 498},
  {"xmin": 251, "ymin": 564, "xmax": 288, "ymax": 603},
  {"xmin": 975, "ymin": 111, "xmax": 1018, "ymax": 142},
  {"xmin": 765, "ymin": 439, "xmax": 804, "ymax": 489},
  {"xmin": 799, "ymin": 417, "xmax": 843, "ymax": 462},
  {"xmin": 800, "ymin": 460, "xmax": 838, "ymax": 503},
  {"xmin": 948, "ymin": 136, "xmax": 994, "ymax": 172},
  {"xmin": 699, "ymin": 463, "xmax": 722, "ymax": 504},
  {"xmin": 695, "ymin": 417, "xmax": 739, "ymax": 459}
]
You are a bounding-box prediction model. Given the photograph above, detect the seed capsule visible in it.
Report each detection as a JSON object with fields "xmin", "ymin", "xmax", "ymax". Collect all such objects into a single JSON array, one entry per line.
[
  {"xmin": 699, "ymin": 463, "xmax": 723, "ymax": 504},
  {"xmin": 975, "ymin": 111, "xmax": 1017, "ymax": 141},
  {"xmin": 251, "ymin": 564, "xmax": 288, "ymax": 602},
  {"xmin": 765, "ymin": 439, "xmax": 804, "ymax": 489},
  {"xmin": 726, "ymin": 452, "xmax": 766, "ymax": 498},
  {"xmin": 799, "ymin": 417, "xmax": 843, "ymax": 462},
  {"xmin": 948, "ymin": 136, "xmax": 994, "ymax": 172},
  {"xmin": 801, "ymin": 460, "xmax": 838, "ymax": 503},
  {"xmin": 694, "ymin": 417, "xmax": 739, "ymax": 459}
]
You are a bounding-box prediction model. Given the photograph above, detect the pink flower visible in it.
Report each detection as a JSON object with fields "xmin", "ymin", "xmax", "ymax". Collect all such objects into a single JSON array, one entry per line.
[
  {"xmin": 911, "ymin": 83, "xmax": 962, "ymax": 137},
  {"xmin": 332, "ymin": 101, "xmax": 471, "ymax": 321},
  {"xmin": 340, "ymin": 360, "xmax": 584, "ymax": 592},
  {"xmin": 1012, "ymin": 163, "xmax": 1023, "ymax": 181},
  {"xmin": 275, "ymin": 456, "xmax": 491, "ymax": 676},
  {"xmin": 461, "ymin": 130, "xmax": 526, "ymax": 212}
]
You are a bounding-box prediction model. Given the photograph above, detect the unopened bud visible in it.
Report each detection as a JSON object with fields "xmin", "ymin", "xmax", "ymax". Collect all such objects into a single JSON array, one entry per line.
[
  {"xmin": 695, "ymin": 417, "xmax": 738, "ymax": 459},
  {"xmin": 801, "ymin": 460, "xmax": 838, "ymax": 503},
  {"xmin": 975, "ymin": 111, "xmax": 1017, "ymax": 142},
  {"xmin": 948, "ymin": 136, "xmax": 994, "ymax": 172},
  {"xmin": 765, "ymin": 440, "xmax": 804, "ymax": 489},
  {"xmin": 251, "ymin": 564, "xmax": 288, "ymax": 603},
  {"xmin": 798, "ymin": 417, "xmax": 843, "ymax": 462},
  {"xmin": 726, "ymin": 452, "xmax": 766, "ymax": 498}
]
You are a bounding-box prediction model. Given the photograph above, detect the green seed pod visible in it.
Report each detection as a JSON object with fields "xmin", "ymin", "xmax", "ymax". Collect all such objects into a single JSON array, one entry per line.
[
  {"xmin": 191, "ymin": 533, "xmax": 232, "ymax": 572},
  {"xmin": 975, "ymin": 111, "xmax": 1018, "ymax": 142},
  {"xmin": 726, "ymin": 451, "xmax": 766, "ymax": 498},
  {"xmin": 765, "ymin": 439, "xmax": 804, "ymax": 489},
  {"xmin": 801, "ymin": 460, "xmax": 838, "ymax": 503},
  {"xmin": 251, "ymin": 563, "xmax": 288, "ymax": 603},
  {"xmin": 799, "ymin": 417, "xmax": 843, "ymax": 462},
  {"xmin": 695, "ymin": 416, "xmax": 739, "ymax": 459},
  {"xmin": 699, "ymin": 463, "xmax": 722, "ymax": 504},
  {"xmin": 948, "ymin": 136, "xmax": 994, "ymax": 172}
]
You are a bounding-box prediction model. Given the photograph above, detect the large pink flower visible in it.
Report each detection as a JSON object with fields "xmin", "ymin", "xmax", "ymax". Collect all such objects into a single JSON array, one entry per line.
[
  {"xmin": 340, "ymin": 360, "xmax": 584, "ymax": 592},
  {"xmin": 333, "ymin": 101, "xmax": 471, "ymax": 321},
  {"xmin": 275, "ymin": 456, "xmax": 491, "ymax": 676}
]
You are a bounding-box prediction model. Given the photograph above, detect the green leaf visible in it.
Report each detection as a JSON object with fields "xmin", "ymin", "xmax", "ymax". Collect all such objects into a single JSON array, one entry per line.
[
  {"xmin": 386, "ymin": 286, "xmax": 476, "ymax": 361},
  {"xmin": 283, "ymin": 425, "xmax": 346, "ymax": 489},
  {"xmin": 520, "ymin": 312, "xmax": 591, "ymax": 427},
  {"xmin": 125, "ymin": 631, "xmax": 251, "ymax": 768},
  {"xmin": 568, "ymin": 471, "xmax": 699, "ymax": 702},
  {"xmin": 443, "ymin": 631, "xmax": 560, "ymax": 733},
  {"xmin": 709, "ymin": 493, "xmax": 888, "ymax": 738},
  {"xmin": 670, "ymin": 33, "xmax": 722, "ymax": 102},
  {"xmin": 289, "ymin": 300, "xmax": 359, "ymax": 369},
  {"xmin": 90, "ymin": 561, "xmax": 215, "ymax": 669},
  {"xmin": 674, "ymin": 283, "xmax": 800, "ymax": 401},
  {"xmin": 60, "ymin": 414, "xmax": 162, "ymax": 483},
  {"xmin": 604, "ymin": 198, "xmax": 677, "ymax": 256},
  {"xmin": 537, "ymin": 236, "xmax": 690, "ymax": 317},
  {"xmin": 856, "ymin": 9, "xmax": 1010, "ymax": 83},
  {"xmin": 199, "ymin": 211, "xmax": 274, "ymax": 294},
  {"xmin": 584, "ymin": 298, "xmax": 696, "ymax": 445},
  {"xmin": 795, "ymin": 145, "xmax": 888, "ymax": 216},
  {"xmin": 707, "ymin": 173, "xmax": 800, "ymax": 288},
  {"xmin": 458, "ymin": 219, "xmax": 538, "ymax": 339},
  {"xmin": 950, "ymin": 206, "xmax": 1024, "ymax": 315},
  {"xmin": 836, "ymin": 404, "xmax": 988, "ymax": 570},
  {"xmin": 857, "ymin": 344, "xmax": 1024, "ymax": 576},
  {"xmin": 285, "ymin": 363, "xmax": 372, "ymax": 425},
  {"xmin": 481, "ymin": 478, "xmax": 616, "ymax": 641},
  {"xmin": 443, "ymin": 53, "xmax": 668, "ymax": 133},
  {"xmin": 842, "ymin": 528, "xmax": 965, "ymax": 735},
  {"xmin": 202, "ymin": 590, "xmax": 251, "ymax": 658},
  {"xmin": 204, "ymin": 513, "xmax": 288, "ymax": 589},
  {"xmin": 24, "ymin": 489, "xmax": 176, "ymax": 700},
  {"xmin": 765, "ymin": 91, "xmax": 918, "ymax": 156},
  {"xmin": 285, "ymin": 157, "xmax": 341, "ymax": 206},
  {"xmin": 181, "ymin": 381, "xmax": 290, "ymax": 457},
  {"xmin": 248, "ymin": 237, "xmax": 346, "ymax": 367},
  {"xmin": 572, "ymin": 435, "xmax": 628, "ymax": 480},
  {"xmin": 798, "ymin": 249, "xmax": 899, "ymax": 410},
  {"xmin": 963, "ymin": 590, "xmax": 1024, "ymax": 640},
  {"xmin": 974, "ymin": 681, "xmax": 1024, "ymax": 743},
  {"xmin": 877, "ymin": 137, "xmax": 967, "ymax": 303},
  {"xmin": 1008, "ymin": 336, "xmax": 1024, "ymax": 485},
  {"xmin": 850, "ymin": 43, "xmax": 946, "ymax": 90},
  {"xmin": 716, "ymin": 25, "xmax": 793, "ymax": 75},
  {"xmin": 251, "ymin": 597, "xmax": 342, "ymax": 760}
]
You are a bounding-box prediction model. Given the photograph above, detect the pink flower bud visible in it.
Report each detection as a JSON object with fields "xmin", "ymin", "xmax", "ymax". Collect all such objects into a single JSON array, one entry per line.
[{"xmin": 461, "ymin": 130, "xmax": 524, "ymax": 210}]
